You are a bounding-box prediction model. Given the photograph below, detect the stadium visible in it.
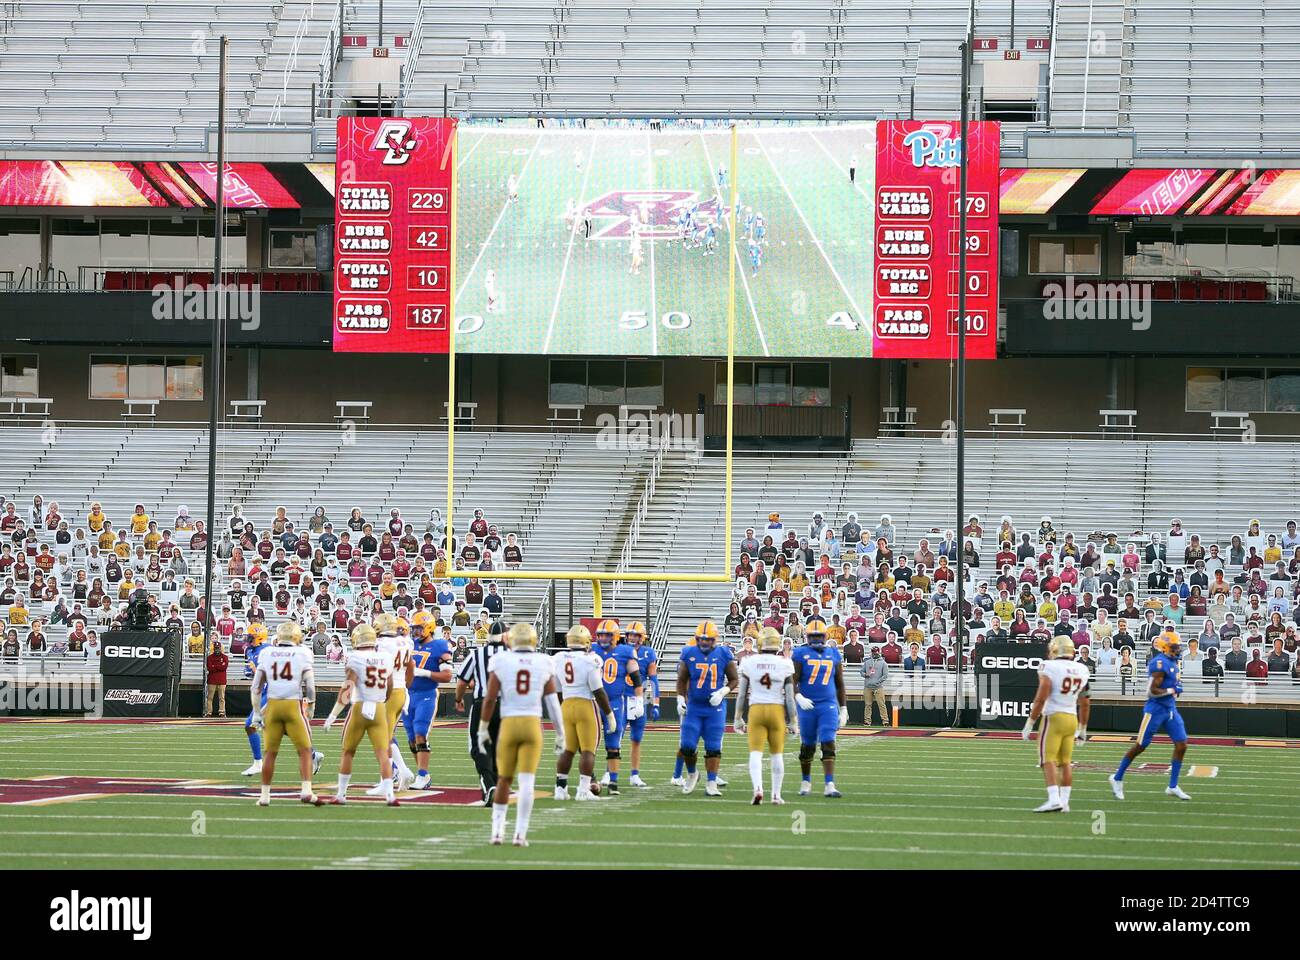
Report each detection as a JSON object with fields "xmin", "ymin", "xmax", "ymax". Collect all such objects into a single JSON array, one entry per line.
[{"xmin": 0, "ymin": 0, "xmax": 1298, "ymax": 911}]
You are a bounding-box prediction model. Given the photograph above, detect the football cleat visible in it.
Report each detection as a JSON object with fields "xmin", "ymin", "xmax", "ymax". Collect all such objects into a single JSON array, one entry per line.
[
  {"xmin": 1166, "ymin": 786, "xmax": 1192, "ymax": 800},
  {"xmin": 553, "ymin": 786, "xmax": 570, "ymax": 800},
  {"xmin": 321, "ymin": 796, "xmax": 346, "ymax": 806},
  {"xmin": 575, "ymin": 789, "xmax": 598, "ymax": 801},
  {"xmin": 241, "ymin": 760, "xmax": 262, "ymax": 777},
  {"xmin": 386, "ymin": 798, "xmax": 401, "ymax": 807},
  {"xmin": 412, "ymin": 773, "xmax": 431, "ymax": 790},
  {"xmin": 669, "ymin": 776, "xmax": 685, "ymax": 787},
  {"xmin": 1033, "ymin": 801, "xmax": 1064, "ymax": 813},
  {"xmin": 256, "ymin": 798, "xmax": 270, "ymax": 807},
  {"xmin": 798, "ymin": 781, "xmax": 811, "ymax": 796},
  {"xmin": 600, "ymin": 772, "xmax": 611, "ymax": 786},
  {"xmin": 704, "ymin": 780, "xmax": 722, "ymax": 797},
  {"xmin": 490, "ymin": 835, "xmax": 503, "ymax": 846},
  {"xmin": 682, "ymin": 771, "xmax": 700, "ymax": 794},
  {"xmin": 512, "ymin": 835, "xmax": 529, "ymax": 847},
  {"xmin": 771, "ymin": 794, "xmax": 785, "ymax": 805},
  {"xmin": 365, "ymin": 782, "xmax": 386, "ymax": 797},
  {"xmin": 629, "ymin": 774, "xmax": 648, "ymax": 788},
  {"xmin": 824, "ymin": 784, "xmax": 842, "ymax": 798},
  {"xmin": 397, "ymin": 769, "xmax": 415, "ymax": 792},
  {"xmin": 299, "ymin": 793, "xmax": 319, "ymax": 805},
  {"xmin": 1109, "ymin": 775, "xmax": 1125, "ymax": 800},
  {"xmin": 751, "ymin": 791, "xmax": 763, "ymax": 805},
  {"xmin": 606, "ymin": 781, "xmax": 620, "ymax": 796},
  {"xmin": 311, "ymin": 751, "xmax": 324, "ymax": 775}
]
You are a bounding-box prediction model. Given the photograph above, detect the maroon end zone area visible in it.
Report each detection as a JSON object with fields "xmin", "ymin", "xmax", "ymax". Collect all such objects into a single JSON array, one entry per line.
[{"xmin": 0, "ymin": 776, "xmax": 484, "ymax": 806}]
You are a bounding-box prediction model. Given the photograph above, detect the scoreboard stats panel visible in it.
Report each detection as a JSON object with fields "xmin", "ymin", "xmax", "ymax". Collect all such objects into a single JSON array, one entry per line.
[
  {"xmin": 872, "ymin": 120, "xmax": 999, "ymax": 360},
  {"xmin": 333, "ymin": 117, "xmax": 456, "ymax": 354}
]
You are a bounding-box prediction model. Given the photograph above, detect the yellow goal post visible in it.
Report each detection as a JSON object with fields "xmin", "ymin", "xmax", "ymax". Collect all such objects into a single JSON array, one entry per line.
[{"xmin": 444, "ymin": 126, "xmax": 742, "ymax": 617}]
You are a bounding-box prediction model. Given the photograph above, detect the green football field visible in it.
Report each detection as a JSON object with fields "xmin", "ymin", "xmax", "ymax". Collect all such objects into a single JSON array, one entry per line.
[
  {"xmin": 451, "ymin": 124, "xmax": 876, "ymax": 357},
  {"xmin": 1, "ymin": 721, "xmax": 1297, "ymax": 870}
]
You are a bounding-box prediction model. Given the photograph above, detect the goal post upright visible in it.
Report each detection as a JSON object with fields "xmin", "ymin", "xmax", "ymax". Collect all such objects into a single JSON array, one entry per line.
[{"xmin": 443, "ymin": 122, "xmax": 738, "ymax": 622}]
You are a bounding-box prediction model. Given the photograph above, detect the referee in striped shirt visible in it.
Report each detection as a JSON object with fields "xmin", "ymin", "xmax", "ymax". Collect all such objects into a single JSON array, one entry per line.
[{"xmin": 455, "ymin": 619, "xmax": 508, "ymax": 804}]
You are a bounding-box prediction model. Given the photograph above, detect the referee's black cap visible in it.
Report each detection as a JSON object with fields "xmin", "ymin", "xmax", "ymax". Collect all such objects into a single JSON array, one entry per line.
[{"xmin": 489, "ymin": 619, "xmax": 508, "ymax": 636}]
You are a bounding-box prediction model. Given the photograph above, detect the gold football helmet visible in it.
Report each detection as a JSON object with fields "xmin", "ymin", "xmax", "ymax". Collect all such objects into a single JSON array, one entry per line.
[
  {"xmin": 566, "ymin": 624, "xmax": 592, "ymax": 649},
  {"xmin": 275, "ymin": 622, "xmax": 303, "ymax": 646},
  {"xmin": 1048, "ymin": 635, "xmax": 1075, "ymax": 660},
  {"xmin": 508, "ymin": 623, "xmax": 538, "ymax": 651}
]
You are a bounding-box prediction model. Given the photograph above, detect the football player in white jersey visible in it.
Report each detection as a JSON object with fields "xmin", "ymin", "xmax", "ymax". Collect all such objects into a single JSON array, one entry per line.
[
  {"xmin": 324, "ymin": 624, "xmax": 399, "ymax": 806},
  {"xmin": 478, "ymin": 623, "xmax": 566, "ymax": 847},
  {"xmin": 1023, "ymin": 635, "xmax": 1092, "ymax": 813},
  {"xmin": 552, "ymin": 624, "xmax": 617, "ymax": 801},
  {"xmin": 368, "ymin": 613, "xmax": 416, "ymax": 795},
  {"xmin": 250, "ymin": 622, "xmax": 320, "ymax": 806},
  {"xmin": 734, "ymin": 627, "xmax": 797, "ymax": 805}
]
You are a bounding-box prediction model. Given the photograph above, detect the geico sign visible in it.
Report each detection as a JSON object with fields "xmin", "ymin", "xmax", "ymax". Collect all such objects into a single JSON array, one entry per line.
[
  {"xmin": 105, "ymin": 646, "xmax": 166, "ymax": 659},
  {"xmin": 980, "ymin": 656, "xmax": 1043, "ymax": 670}
]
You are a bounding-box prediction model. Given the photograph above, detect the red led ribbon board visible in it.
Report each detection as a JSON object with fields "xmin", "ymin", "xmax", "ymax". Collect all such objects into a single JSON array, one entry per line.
[
  {"xmin": 333, "ymin": 117, "xmax": 456, "ymax": 354},
  {"xmin": 873, "ymin": 120, "xmax": 999, "ymax": 360}
]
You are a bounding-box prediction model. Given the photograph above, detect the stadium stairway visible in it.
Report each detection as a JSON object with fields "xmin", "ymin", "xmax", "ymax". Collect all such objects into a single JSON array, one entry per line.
[{"xmin": 619, "ymin": 437, "xmax": 1300, "ymax": 676}]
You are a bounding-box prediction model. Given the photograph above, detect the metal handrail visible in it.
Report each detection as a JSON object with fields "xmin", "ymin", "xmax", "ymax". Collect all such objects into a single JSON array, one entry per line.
[
  {"xmin": 269, "ymin": 0, "xmax": 317, "ymax": 124},
  {"xmin": 398, "ymin": 0, "xmax": 427, "ymax": 113}
]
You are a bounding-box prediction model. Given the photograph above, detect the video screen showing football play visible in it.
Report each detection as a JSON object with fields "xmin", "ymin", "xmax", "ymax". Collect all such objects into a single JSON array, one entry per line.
[{"xmin": 0, "ymin": 0, "xmax": 1297, "ymax": 924}]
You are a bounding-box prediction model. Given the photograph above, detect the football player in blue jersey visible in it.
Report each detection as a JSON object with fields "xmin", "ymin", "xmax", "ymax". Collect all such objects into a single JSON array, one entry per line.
[
  {"xmin": 240, "ymin": 623, "xmax": 270, "ymax": 776},
  {"xmin": 1110, "ymin": 626, "xmax": 1192, "ymax": 800},
  {"xmin": 591, "ymin": 619, "xmax": 642, "ymax": 795},
  {"xmin": 676, "ymin": 621, "xmax": 737, "ymax": 796},
  {"xmin": 791, "ymin": 619, "xmax": 847, "ymax": 797},
  {"xmin": 624, "ymin": 621, "xmax": 658, "ymax": 788},
  {"xmin": 405, "ymin": 610, "xmax": 455, "ymax": 789}
]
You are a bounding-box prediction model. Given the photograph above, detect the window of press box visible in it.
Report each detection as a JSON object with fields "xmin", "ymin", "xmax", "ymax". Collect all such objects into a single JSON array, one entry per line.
[
  {"xmin": 547, "ymin": 359, "xmax": 664, "ymax": 407},
  {"xmin": 268, "ymin": 229, "xmax": 317, "ymax": 269},
  {"xmin": 0, "ymin": 218, "xmax": 41, "ymax": 287},
  {"xmin": 0, "ymin": 355, "xmax": 38, "ymax": 397},
  {"xmin": 1029, "ymin": 235, "xmax": 1100, "ymax": 275},
  {"xmin": 714, "ymin": 362, "xmax": 829, "ymax": 405},
  {"xmin": 90, "ymin": 355, "xmax": 204, "ymax": 401},
  {"xmin": 1185, "ymin": 366, "xmax": 1300, "ymax": 413}
]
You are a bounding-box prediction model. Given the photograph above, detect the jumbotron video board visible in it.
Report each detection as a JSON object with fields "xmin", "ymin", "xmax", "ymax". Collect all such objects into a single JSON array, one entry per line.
[{"xmin": 333, "ymin": 117, "xmax": 456, "ymax": 354}]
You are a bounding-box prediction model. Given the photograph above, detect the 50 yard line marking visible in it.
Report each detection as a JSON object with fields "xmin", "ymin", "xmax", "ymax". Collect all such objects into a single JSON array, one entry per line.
[
  {"xmin": 752, "ymin": 132, "xmax": 866, "ymax": 331},
  {"xmin": 647, "ymin": 131, "xmax": 657, "ymax": 356},
  {"xmin": 698, "ymin": 131, "xmax": 769, "ymax": 357},
  {"xmin": 541, "ymin": 133, "xmax": 597, "ymax": 354}
]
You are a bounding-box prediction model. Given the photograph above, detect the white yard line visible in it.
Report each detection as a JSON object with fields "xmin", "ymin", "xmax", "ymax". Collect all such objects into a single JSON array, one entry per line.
[
  {"xmin": 805, "ymin": 128, "xmax": 873, "ymax": 204},
  {"xmin": 540, "ymin": 133, "xmax": 598, "ymax": 354},
  {"xmin": 455, "ymin": 133, "xmax": 543, "ymax": 303},
  {"xmin": 455, "ymin": 129, "xmax": 486, "ymax": 169},
  {"xmin": 698, "ymin": 131, "xmax": 769, "ymax": 357},
  {"xmin": 646, "ymin": 131, "xmax": 658, "ymax": 356},
  {"xmin": 752, "ymin": 132, "xmax": 867, "ymax": 330}
]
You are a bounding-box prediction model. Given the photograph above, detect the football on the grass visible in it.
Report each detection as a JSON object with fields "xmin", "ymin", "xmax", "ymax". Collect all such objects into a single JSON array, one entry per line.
[{"xmin": 590, "ymin": 782, "xmax": 601, "ymax": 796}]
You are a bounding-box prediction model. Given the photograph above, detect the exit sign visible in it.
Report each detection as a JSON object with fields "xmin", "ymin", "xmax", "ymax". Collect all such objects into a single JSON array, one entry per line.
[
  {"xmin": 1004, "ymin": 49, "xmax": 1021, "ymax": 60},
  {"xmin": 373, "ymin": 47, "xmax": 389, "ymax": 58}
]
